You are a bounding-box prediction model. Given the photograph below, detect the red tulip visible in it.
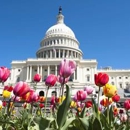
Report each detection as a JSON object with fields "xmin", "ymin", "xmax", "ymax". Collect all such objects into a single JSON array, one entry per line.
[
  {"xmin": 76, "ymin": 90, "xmax": 87, "ymax": 101},
  {"xmin": 94, "ymin": 72, "xmax": 109, "ymax": 87},
  {"xmin": 119, "ymin": 109, "xmax": 124, "ymax": 114},
  {"xmin": 2, "ymin": 101, "xmax": 7, "ymax": 107},
  {"xmin": 4, "ymin": 86, "xmax": 13, "ymax": 92},
  {"xmin": 124, "ymin": 100, "xmax": 130, "ymax": 110},
  {"xmin": 0, "ymin": 67, "xmax": 10, "ymax": 82},
  {"xmin": 112, "ymin": 94, "xmax": 120, "ymax": 102},
  {"xmin": 100, "ymin": 98, "xmax": 112, "ymax": 107},
  {"xmin": 59, "ymin": 59, "xmax": 76, "ymax": 78},
  {"xmin": 39, "ymin": 103, "xmax": 44, "ymax": 108},
  {"xmin": 13, "ymin": 81, "xmax": 30, "ymax": 97},
  {"xmin": 45, "ymin": 74, "xmax": 57, "ymax": 87},
  {"xmin": 50, "ymin": 96, "xmax": 56, "ymax": 105},
  {"xmin": 86, "ymin": 101, "xmax": 93, "ymax": 108},
  {"xmin": 33, "ymin": 74, "xmax": 41, "ymax": 82}
]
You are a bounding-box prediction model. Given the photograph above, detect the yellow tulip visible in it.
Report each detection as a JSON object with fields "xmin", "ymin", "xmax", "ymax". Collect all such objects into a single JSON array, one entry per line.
[
  {"xmin": 70, "ymin": 101, "xmax": 77, "ymax": 108},
  {"xmin": 2, "ymin": 90, "xmax": 11, "ymax": 98},
  {"xmin": 0, "ymin": 105, "xmax": 2, "ymax": 110},
  {"xmin": 59, "ymin": 96, "xmax": 66, "ymax": 104},
  {"xmin": 103, "ymin": 84, "xmax": 117, "ymax": 98}
]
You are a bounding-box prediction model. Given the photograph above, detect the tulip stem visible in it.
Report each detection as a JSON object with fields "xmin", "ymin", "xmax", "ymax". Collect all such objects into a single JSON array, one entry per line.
[
  {"xmin": 61, "ymin": 84, "xmax": 64, "ymax": 100},
  {"xmin": 61, "ymin": 78, "xmax": 65, "ymax": 102},
  {"xmin": 44, "ymin": 86, "xmax": 49, "ymax": 117},
  {"xmin": 97, "ymin": 87, "xmax": 101, "ymax": 110},
  {"xmin": 107, "ymin": 97, "xmax": 110, "ymax": 124},
  {"xmin": 97, "ymin": 87, "xmax": 101, "ymax": 119}
]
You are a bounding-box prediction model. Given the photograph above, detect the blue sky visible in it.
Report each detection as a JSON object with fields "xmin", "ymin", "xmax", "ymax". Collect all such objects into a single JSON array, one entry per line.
[{"xmin": 0, "ymin": 0, "xmax": 130, "ymax": 69}]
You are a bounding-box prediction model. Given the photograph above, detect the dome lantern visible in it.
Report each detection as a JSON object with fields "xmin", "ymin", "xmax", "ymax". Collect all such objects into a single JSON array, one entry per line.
[{"xmin": 57, "ymin": 6, "xmax": 64, "ymax": 24}]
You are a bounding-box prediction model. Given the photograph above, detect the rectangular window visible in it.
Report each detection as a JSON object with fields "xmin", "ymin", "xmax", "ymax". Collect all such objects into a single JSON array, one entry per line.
[
  {"xmin": 87, "ymin": 76, "xmax": 90, "ymax": 82},
  {"xmin": 119, "ymin": 83, "xmax": 122, "ymax": 88}
]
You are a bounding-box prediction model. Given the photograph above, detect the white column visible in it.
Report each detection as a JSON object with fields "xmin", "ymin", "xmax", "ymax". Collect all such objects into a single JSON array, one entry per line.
[
  {"xmin": 47, "ymin": 65, "xmax": 50, "ymax": 76},
  {"xmin": 37, "ymin": 66, "xmax": 40, "ymax": 74},
  {"xmin": 55, "ymin": 39, "xmax": 57, "ymax": 45},
  {"xmin": 40, "ymin": 66, "xmax": 43, "ymax": 82},
  {"xmin": 55, "ymin": 65, "xmax": 57, "ymax": 76},
  {"xmin": 123, "ymin": 76, "xmax": 125, "ymax": 88},
  {"xmin": 76, "ymin": 65, "xmax": 79, "ymax": 81},
  {"xmin": 11, "ymin": 68, "xmax": 14, "ymax": 80},
  {"xmin": 27, "ymin": 66, "xmax": 29, "ymax": 81},
  {"xmin": 115, "ymin": 76, "xmax": 118, "ymax": 88},
  {"xmin": 91, "ymin": 67, "xmax": 94, "ymax": 83},
  {"xmin": 30, "ymin": 66, "xmax": 32, "ymax": 81},
  {"xmin": 73, "ymin": 71, "xmax": 75, "ymax": 81},
  {"xmin": 63, "ymin": 50, "xmax": 65, "ymax": 58}
]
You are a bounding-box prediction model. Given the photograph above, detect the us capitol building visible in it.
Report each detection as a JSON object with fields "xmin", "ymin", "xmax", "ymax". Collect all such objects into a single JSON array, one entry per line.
[{"xmin": 4, "ymin": 7, "xmax": 130, "ymax": 97}]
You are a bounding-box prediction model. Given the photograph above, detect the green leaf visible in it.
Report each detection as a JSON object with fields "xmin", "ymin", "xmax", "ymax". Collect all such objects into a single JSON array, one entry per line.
[
  {"xmin": 62, "ymin": 117, "xmax": 75, "ymax": 130},
  {"xmin": 57, "ymin": 84, "xmax": 71, "ymax": 129},
  {"xmin": 92, "ymin": 98, "xmax": 98, "ymax": 114},
  {"xmin": 79, "ymin": 117, "xmax": 89, "ymax": 130},
  {"xmin": 80, "ymin": 106, "xmax": 86, "ymax": 118},
  {"xmin": 28, "ymin": 125, "xmax": 39, "ymax": 130},
  {"xmin": 93, "ymin": 117, "xmax": 102, "ymax": 130},
  {"xmin": 109, "ymin": 105, "xmax": 114, "ymax": 126},
  {"xmin": 34, "ymin": 117, "xmax": 53, "ymax": 130},
  {"xmin": 100, "ymin": 113, "xmax": 110, "ymax": 130}
]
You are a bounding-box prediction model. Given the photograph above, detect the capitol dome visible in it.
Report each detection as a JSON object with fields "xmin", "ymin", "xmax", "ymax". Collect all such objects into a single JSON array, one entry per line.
[{"xmin": 36, "ymin": 7, "xmax": 82, "ymax": 60}]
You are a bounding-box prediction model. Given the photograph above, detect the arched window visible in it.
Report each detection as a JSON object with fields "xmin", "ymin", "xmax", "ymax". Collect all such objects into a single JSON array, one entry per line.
[
  {"xmin": 86, "ymin": 75, "xmax": 90, "ymax": 82},
  {"xmin": 51, "ymin": 91, "xmax": 57, "ymax": 96},
  {"xmin": 111, "ymin": 82, "xmax": 114, "ymax": 85},
  {"xmin": 39, "ymin": 91, "xmax": 45, "ymax": 96},
  {"xmin": 17, "ymin": 77, "xmax": 20, "ymax": 82}
]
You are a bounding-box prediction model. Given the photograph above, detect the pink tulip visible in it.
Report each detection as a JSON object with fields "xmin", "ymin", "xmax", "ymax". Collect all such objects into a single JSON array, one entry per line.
[
  {"xmin": 12, "ymin": 96, "xmax": 21, "ymax": 102},
  {"xmin": 57, "ymin": 75, "xmax": 70, "ymax": 84},
  {"xmin": 120, "ymin": 114, "xmax": 127, "ymax": 122},
  {"xmin": 73, "ymin": 95, "xmax": 78, "ymax": 102},
  {"xmin": 13, "ymin": 81, "xmax": 30, "ymax": 97},
  {"xmin": 33, "ymin": 74, "xmax": 41, "ymax": 82},
  {"xmin": 84, "ymin": 86, "xmax": 94, "ymax": 95},
  {"xmin": 28, "ymin": 90, "xmax": 39, "ymax": 102},
  {"xmin": 76, "ymin": 90, "xmax": 87, "ymax": 101},
  {"xmin": 124, "ymin": 100, "xmax": 130, "ymax": 110},
  {"xmin": 45, "ymin": 74, "xmax": 57, "ymax": 87},
  {"xmin": 0, "ymin": 67, "xmax": 10, "ymax": 82},
  {"xmin": 58, "ymin": 59, "xmax": 76, "ymax": 78}
]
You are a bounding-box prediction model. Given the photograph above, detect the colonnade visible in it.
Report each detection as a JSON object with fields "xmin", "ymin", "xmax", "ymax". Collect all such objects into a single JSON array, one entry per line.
[
  {"xmin": 26, "ymin": 65, "xmax": 78, "ymax": 82},
  {"xmin": 41, "ymin": 38, "xmax": 78, "ymax": 48},
  {"xmin": 37, "ymin": 49, "xmax": 81, "ymax": 59}
]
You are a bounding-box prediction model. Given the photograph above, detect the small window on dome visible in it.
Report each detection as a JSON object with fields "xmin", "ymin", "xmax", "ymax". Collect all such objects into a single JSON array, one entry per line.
[{"xmin": 87, "ymin": 68, "xmax": 89, "ymax": 71}]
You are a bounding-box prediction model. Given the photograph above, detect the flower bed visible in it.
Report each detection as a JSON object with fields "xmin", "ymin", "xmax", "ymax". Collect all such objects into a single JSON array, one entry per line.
[{"xmin": 0, "ymin": 59, "xmax": 130, "ymax": 130}]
